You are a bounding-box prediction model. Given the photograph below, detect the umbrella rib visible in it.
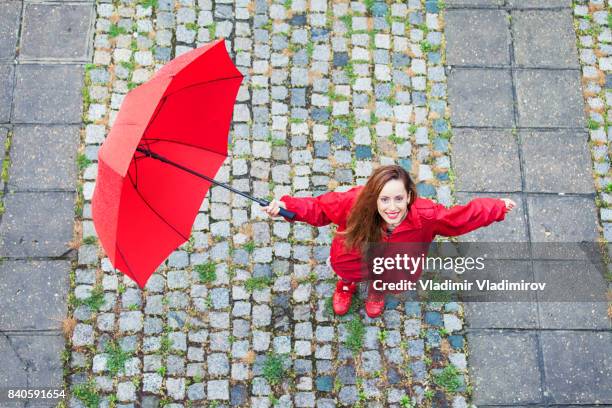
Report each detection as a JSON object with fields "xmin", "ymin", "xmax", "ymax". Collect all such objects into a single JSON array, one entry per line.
[
  {"xmin": 140, "ymin": 74, "xmax": 242, "ymax": 141},
  {"xmin": 140, "ymin": 137, "xmax": 228, "ymax": 158},
  {"xmin": 163, "ymin": 74, "xmax": 244, "ymax": 99},
  {"xmin": 126, "ymin": 169, "xmax": 190, "ymax": 242},
  {"xmin": 115, "ymin": 243, "xmax": 135, "ymax": 277}
]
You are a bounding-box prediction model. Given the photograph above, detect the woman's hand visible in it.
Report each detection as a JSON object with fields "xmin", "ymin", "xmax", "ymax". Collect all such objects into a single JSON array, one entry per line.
[
  {"xmin": 261, "ymin": 199, "xmax": 287, "ymax": 217},
  {"xmin": 500, "ymin": 198, "xmax": 516, "ymax": 213}
]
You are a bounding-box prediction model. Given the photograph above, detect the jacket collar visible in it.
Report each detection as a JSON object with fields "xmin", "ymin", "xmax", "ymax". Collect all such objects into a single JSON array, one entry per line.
[{"xmin": 382, "ymin": 203, "xmax": 422, "ymax": 234}]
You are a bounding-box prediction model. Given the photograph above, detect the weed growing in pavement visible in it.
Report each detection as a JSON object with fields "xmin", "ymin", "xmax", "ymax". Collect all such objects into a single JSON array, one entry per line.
[
  {"xmin": 195, "ymin": 261, "xmax": 217, "ymax": 283},
  {"xmin": 82, "ymin": 236, "xmax": 97, "ymax": 245},
  {"xmin": 138, "ymin": 0, "xmax": 157, "ymax": 7},
  {"xmin": 77, "ymin": 153, "xmax": 92, "ymax": 171},
  {"xmin": 79, "ymin": 285, "xmax": 105, "ymax": 311},
  {"xmin": 245, "ymin": 276, "xmax": 272, "ymax": 292},
  {"xmin": 262, "ymin": 353, "xmax": 288, "ymax": 385},
  {"xmin": 243, "ymin": 240, "xmax": 256, "ymax": 253},
  {"xmin": 345, "ymin": 317, "xmax": 365, "ymax": 354},
  {"xmin": 588, "ymin": 118, "xmax": 601, "ymax": 130},
  {"xmin": 434, "ymin": 364, "xmax": 463, "ymax": 393},
  {"xmin": 105, "ymin": 341, "xmax": 132, "ymax": 375},
  {"xmin": 72, "ymin": 381, "xmax": 100, "ymax": 408},
  {"xmin": 399, "ymin": 395, "xmax": 414, "ymax": 408},
  {"xmin": 108, "ymin": 24, "xmax": 126, "ymax": 38}
]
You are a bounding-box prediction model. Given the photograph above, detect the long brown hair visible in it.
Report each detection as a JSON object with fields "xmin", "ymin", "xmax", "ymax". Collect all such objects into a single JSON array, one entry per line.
[{"xmin": 342, "ymin": 165, "xmax": 417, "ymax": 250}]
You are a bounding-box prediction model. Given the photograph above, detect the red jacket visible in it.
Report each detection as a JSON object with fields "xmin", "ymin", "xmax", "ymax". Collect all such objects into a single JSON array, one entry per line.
[{"xmin": 281, "ymin": 186, "xmax": 507, "ymax": 281}]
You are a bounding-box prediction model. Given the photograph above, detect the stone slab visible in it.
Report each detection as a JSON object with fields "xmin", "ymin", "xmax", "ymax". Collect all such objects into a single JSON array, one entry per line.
[
  {"xmin": 465, "ymin": 301, "xmax": 538, "ymax": 329},
  {"xmin": 512, "ymin": 10, "xmax": 579, "ymax": 68},
  {"xmin": 13, "ymin": 65, "xmax": 83, "ymax": 124},
  {"xmin": 467, "ymin": 331, "xmax": 542, "ymax": 405},
  {"xmin": 448, "ymin": 68, "xmax": 514, "ymax": 127},
  {"xmin": 455, "ymin": 193, "xmax": 529, "ymax": 257},
  {"xmin": 20, "ymin": 3, "xmax": 93, "ymax": 61},
  {"xmin": 452, "ymin": 129, "xmax": 521, "ymax": 192},
  {"xmin": 534, "ymin": 261, "xmax": 609, "ymax": 329},
  {"xmin": 520, "ymin": 130, "xmax": 594, "ymax": 193},
  {"xmin": 526, "ymin": 195, "xmax": 599, "ymax": 259},
  {"xmin": 0, "ymin": 334, "xmax": 65, "ymax": 389},
  {"xmin": 515, "ymin": 69, "xmax": 585, "ymax": 128},
  {"xmin": 507, "ymin": 0, "xmax": 571, "ymax": 8},
  {"xmin": 11, "ymin": 125, "xmax": 80, "ymax": 190},
  {"xmin": 445, "ymin": 10, "xmax": 510, "ymax": 66},
  {"xmin": 446, "ymin": 0, "xmax": 504, "ymax": 6},
  {"xmin": 541, "ymin": 331, "xmax": 612, "ymax": 404},
  {"xmin": 0, "ymin": 260, "xmax": 70, "ymax": 331},
  {"xmin": 464, "ymin": 260, "xmax": 538, "ymax": 329},
  {"xmin": 0, "ymin": 192, "xmax": 75, "ymax": 257},
  {"xmin": 0, "ymin": 127, "xmax": 7, "ymax": 191},
  {"xmin": 0, "ymin": 2, "xmax": 21, "ymax": 60},
  {"xmin": 0, "ymin": 64, "xmax": 14, "ymax": 122}
]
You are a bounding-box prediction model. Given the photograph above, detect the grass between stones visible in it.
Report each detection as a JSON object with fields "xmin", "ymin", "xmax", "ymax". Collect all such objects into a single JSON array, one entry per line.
[
  {"xmin": 72, "ymin": 380, "xmax": 100, "ymax": 408},
  {"xmin": 434, "ymin": 364, "xmax": 463, "ymax": 393},
  {"xmin": 194, "ymin": 260, "xmax": 217, "ymax": 283},
  {"xmin": 262, "ymin": 352, "xmax": 289, "ymax": 385}
]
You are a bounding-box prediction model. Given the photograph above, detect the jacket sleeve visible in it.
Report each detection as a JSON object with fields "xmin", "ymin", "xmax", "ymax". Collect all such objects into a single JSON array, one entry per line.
[
  {"xmin": 279, "ymin": 187, "xmax": 359, "ymax": 227},
  {"xmin": 433, "ymin": 198, "xmax": 507, "ymax": 237}
]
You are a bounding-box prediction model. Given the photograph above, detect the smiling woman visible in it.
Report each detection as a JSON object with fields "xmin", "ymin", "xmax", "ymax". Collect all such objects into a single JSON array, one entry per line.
[{"xmin": 261, "ymin": 164, "xmax": 515, "ymax": 318}]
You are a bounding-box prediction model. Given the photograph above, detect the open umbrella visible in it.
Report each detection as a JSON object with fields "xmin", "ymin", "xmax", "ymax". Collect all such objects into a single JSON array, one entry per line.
[{"xmin": 92, "ymin": 39, "xmax": 294, "ymax": 288}]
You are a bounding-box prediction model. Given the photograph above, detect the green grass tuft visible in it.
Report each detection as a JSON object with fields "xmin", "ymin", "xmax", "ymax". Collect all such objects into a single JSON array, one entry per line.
[
  {"xmin": 344, "ymin": 317, "xmax": 365, "ymax": 354},
  {"xmin": 245, "ymin": 276, "xmax": 272, "ymax": 292},
  {"xmin": 195, "ymin": 261, "xmax": 217, "ymax": 283},
  {"xmin": 72, "ymin": 381, "xmax": 100, "ymax": 408},
  {"xmin": 434, "ymin": 364, "xmax": 463, "ymax": 393},
  {"xmin": 262, "ymin": 353, "xmax": 287, "ymax": 385},
  {"xmin": 105, "ymin": 341, "xmax": 132, "ymax": 375}
]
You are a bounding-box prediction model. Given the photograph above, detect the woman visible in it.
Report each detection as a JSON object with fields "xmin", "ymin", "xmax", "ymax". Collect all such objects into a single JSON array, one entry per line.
[{"xmin": 262, "ymin": 165, "xmax": 516, "ymax": 318}]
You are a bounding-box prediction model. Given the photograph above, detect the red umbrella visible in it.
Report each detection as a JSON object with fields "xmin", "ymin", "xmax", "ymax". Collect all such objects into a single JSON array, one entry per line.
[{"xmin": 92, "ymin": 39, "xmax": 293, "ymax": 288}]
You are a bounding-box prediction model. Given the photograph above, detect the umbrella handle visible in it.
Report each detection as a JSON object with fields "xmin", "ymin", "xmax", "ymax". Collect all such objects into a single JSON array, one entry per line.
[{"xmin": 258, "ymin": 200, "xmax": 296, "ymax": 220}]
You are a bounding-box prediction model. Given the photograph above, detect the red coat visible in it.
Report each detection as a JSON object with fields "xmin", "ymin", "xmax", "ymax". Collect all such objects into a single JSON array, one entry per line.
[{"xmin": 281, "ymin": 186, "xmax": 508, "ymax": 282}]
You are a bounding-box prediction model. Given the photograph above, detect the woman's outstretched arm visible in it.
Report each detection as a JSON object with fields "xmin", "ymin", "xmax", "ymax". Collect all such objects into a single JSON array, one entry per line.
[
  {"xmin": 261, "ymin": 187, "xmax": 362, "ymax": 227},
  {"xmin": 433, "ymin": 198, "xmax": 516, "ymax": 237}
]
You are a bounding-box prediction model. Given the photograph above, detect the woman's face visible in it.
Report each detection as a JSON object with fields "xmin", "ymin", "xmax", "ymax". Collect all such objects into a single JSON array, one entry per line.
[{"xmin": 377, "ymin": 179, "xmax": 410, "ymax": 226}]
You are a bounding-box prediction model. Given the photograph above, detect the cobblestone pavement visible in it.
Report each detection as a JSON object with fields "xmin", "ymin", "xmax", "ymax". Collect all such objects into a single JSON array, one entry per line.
[{"xmin": 68, "ymin": 0, "xmax": 473, "ymax": 407}]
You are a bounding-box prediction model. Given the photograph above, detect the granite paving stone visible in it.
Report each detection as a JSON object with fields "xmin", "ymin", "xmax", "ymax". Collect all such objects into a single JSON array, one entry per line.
[
  {"xmin": 507, "ymin": 0, "xmax": 571, "ymax": 8},
  {"xmin": 511, "ymin": 10, "xmax": 579, "ymax": 68},
  {"xmin": 0, "ymin": 192, "xmax": 75, "ymax": 257},
  {"xmin": 20, "ymin": 3, "xmax": 94, "ymax": 61},
  {"xmin": 515, "ymin": 69, "xmax": 585, "ymax": 128},
  {"xmin": 526, "ymin": 195, "xmax": 598, "ymax": 258},
  {"xmin": 13, "ymin": 65, "xmax": 84, "ymax": 124},
  {"xmin": 0, "ymin": 2, "xmax": 21, "ymax": 60},
  {"xmin": 11, "ymin": 125, "xmax": 80, "ymax": 190},
  {"xmin": 455, "ymin": 192, "xmax": 529, "ymax": 258},
  {"xmin": 0, "ymin": 64, "xmax": 14, "ymax": 122},
  {"xmin": 452, "ymin": 129, "xmax": 521, "ymax": 192},
  {"xmin": 445, "ymin": 10, "xmax": 510, "ymax": 66},
  {"xmin": 448, "ymin": 68, "xmax": 514, "ymax": 127},
  {"xmin": 0, "ymin": 260, "xmax": 70, "ymax": 331},
  {"xmin": 0, "ymin": 334, "xmax": 65, "ymax": 389},
  {"xmin": 445, "ymin": 0, "xmax": 504, "ymax": 5},
  {"xmin": 540, "ymin": 331, "xmax": 612, "ymax": 404},
  {"xmin": 533, "ymin": 261, "xmax": 609, "ymax": 329},
  {"xmin": 467, "ymin": 332, "xmax": 542, "ymax": 405},
  {"xmin": 520, "ymin": 130, "xmax": 594, "ymax": 193}
]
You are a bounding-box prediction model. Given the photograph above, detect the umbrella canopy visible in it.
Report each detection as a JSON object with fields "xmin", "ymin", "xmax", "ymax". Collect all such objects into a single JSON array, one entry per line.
[{"xmin": 92, "ymin": 39, "xmax": 243, "ymax": 288}]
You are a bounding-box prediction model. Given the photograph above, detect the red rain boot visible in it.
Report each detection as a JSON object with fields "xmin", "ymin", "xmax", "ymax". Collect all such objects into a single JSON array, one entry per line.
[
  {"xmin": 365, "ymin": 288, "xmax": 385, "ymax": 318},
  {"xmin": 332, "ymin": 280, "xmax": 357, "ymax": 316}
]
